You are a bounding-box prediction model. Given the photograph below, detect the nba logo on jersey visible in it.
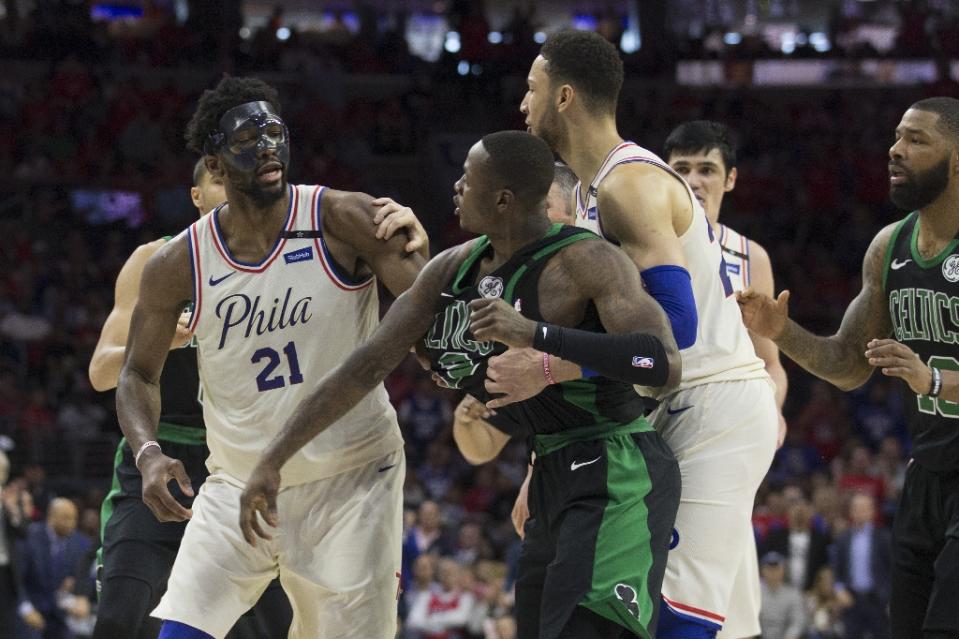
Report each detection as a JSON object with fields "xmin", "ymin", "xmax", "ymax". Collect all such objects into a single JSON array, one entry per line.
[
  {"xmin": 632, "ymin": 356, "xmax": 655, "ymax": 369},
  {"xmin": 585, "ymin": 206, "xmax": 598, "ymax": 220}
]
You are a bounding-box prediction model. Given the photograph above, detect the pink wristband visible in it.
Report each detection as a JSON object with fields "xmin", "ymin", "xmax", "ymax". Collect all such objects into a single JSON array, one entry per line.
[{"xmin": 543, "ymin": 352, "xmax": 558, "ymax": 385}]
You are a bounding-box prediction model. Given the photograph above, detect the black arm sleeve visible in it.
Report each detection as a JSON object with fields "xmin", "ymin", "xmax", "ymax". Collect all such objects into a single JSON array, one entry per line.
[{"xmin": 533, "ymin": 322, "xmax": 670, "ymax": 387}]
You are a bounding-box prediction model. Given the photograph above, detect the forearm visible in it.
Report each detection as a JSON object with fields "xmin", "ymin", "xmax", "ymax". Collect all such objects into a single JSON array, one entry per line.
[
  {"xmin": 89, "ymin": 346, "xmax": 126, "ymax": 392},
  {"xmin": 776, "ymin": 320, "xmax": 871, "ymax": 391},
  {"xmin": 115, "ymin": 367, "xmax": 162, "ymax": 452},
  {"xmin": 453, "ymin": 417, "xmax": 507, "ymax": 465},
  {"xmin": 534, "ymin": 324, "xmax": 674, "ymax": 388},
  {"xmin": 260, "ymin": 346, "xmax": 393, "ymax": 469}
]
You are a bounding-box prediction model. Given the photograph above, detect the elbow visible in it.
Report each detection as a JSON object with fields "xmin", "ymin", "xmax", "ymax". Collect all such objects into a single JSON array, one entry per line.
[
  {"xmin": 88, "ymin": 360, "xmax": 113, "ymax": 393},
  {"xmin": 663, "ymin": 351, "xmax": 682, "ymax": 393}
]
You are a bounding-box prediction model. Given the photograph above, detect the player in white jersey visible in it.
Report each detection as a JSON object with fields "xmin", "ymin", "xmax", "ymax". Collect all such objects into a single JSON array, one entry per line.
[
  {"xmin": 115, "ymin": 76, "xmax": 428, "ymax": 639},
  {"xmin": 482, "ymin": 31, "xmax": 778, "ymax": 638},
  {"xmin": 663, "ymin": 122, "xmax": 789, "ymax": 638}
]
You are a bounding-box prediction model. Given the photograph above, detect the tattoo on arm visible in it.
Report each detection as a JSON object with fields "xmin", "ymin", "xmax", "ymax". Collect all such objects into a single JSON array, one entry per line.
[{"xmin": 777, "ymin": 225, "xmax": 894, "ymax": 391}]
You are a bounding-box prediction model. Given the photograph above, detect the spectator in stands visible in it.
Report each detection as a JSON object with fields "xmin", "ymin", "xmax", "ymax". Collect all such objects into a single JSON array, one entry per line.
[
  {"xmin": 833, "ymin": 492, "xmax": 891, "ymax": 639},
  {"xmin": 1, "ymin": 450, "xmax": 27, "ymax": 632},
  {"xmin": 402, "ymin": 500, "xmax": 450, "ymax": 590},
  {"xmin": 406, "ymin": 558, "xmax": 475, "ymax": 639},
  {"xmin": 804, "ymin": 566, "xmax": 851, "ymax": 639},
  {"xmin": 17, "ymin": 497, "xmax": 92, "ymax": 639},
  {"xmin": 762, "ymin": 497, "xmax": 832, "ymax": 590},
  {"xmin": 759, "ymin": 551, "xmax": 807, "ymax": 639}
]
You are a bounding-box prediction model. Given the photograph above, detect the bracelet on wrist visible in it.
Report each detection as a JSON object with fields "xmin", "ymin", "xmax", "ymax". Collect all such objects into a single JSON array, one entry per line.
[
  {"xmin": 543, "ymin": 352, "xmax": 558, "ymax": 385},
  {"xmin": 134, "ymin": 440, "xmax": 161, "ymax": 469},
  {"xmin": 929, "ymin": 366, "xmax": 943, "ymax": 398}
]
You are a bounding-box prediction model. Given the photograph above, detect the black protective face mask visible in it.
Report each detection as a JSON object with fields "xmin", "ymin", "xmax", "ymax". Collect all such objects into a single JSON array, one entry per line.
[{"xmin": 204, "ymin": 101, "xmax": 290, "ymax": 174}]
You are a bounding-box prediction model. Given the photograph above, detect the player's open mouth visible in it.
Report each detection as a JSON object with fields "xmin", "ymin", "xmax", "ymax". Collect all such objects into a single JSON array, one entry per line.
[
  {"xmin": 888, "ymin": 165, "xmax": 907, "ymax": 185},
  {"xmin": 257, "ymin": 163, "xmax": 283, "ymax": 184}
]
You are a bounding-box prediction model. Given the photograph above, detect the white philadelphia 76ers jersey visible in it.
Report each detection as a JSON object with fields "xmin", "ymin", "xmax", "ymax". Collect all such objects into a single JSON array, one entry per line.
[
  {"xmin": 574, "ymin": 142, "xmax": 766, "ymax": 398},
  {"xmin": 185, "ymin": 184, "xmax": 402, "ymax": 486},
  {"xmin": 718, "ymin": 224, "xmax": 751, "ymax": 293}
]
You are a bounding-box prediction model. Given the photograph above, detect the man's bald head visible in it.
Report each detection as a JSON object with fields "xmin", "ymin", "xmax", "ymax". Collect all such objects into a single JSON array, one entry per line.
[{"xmin": 48, "ymin": 498, "xmax": 79, "ymax": 537}]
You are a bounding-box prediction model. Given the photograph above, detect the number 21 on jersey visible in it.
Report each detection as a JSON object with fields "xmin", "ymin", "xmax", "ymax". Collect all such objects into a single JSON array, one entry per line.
[{"xmin": 252, "ymin": 341, "xmax": 304, "ymax": 392}]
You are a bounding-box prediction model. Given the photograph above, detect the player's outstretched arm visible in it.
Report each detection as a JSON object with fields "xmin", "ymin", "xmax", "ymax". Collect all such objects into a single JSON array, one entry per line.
[
  {"xmin": 738, "ymin": 224, "xmax": 896, "ymax": 391},
  {"xmin": 116, "ymin": 238, "xmax": 195, "ymax": 522},
  {"xmin": 89, "ymin": 240, "xmax": 193, "ymax": 391},
  {"xmin": 239, "ymin": 247, "xmax": 463, "ymax": 546}
]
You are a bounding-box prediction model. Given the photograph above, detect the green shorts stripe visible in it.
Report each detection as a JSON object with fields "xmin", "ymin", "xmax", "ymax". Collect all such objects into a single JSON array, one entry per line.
[
  {"xmin": 97, "ymin": 437, "xmax": 127, "ymax": 567},
  {"xmin": 157, "ymin": 422, "xmax": 206, "ymax": 445},
  {"xmin": 581, "ymin": 433, "xmax": 656, "ymax": 637}
]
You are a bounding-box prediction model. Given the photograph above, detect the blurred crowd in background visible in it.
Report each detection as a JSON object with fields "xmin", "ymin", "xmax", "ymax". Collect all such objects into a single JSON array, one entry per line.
[{"xmin": 0, "ymin": 0, "xmax": 955, "ymax": 637}]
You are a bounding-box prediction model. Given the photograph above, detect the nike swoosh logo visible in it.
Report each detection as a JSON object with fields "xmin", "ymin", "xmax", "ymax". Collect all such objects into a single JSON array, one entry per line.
[
  {"xmin": 378, "ymin": 463, "xmax": 397, "ymax": 473},
  {"xmin": 440, "ymin": 292, "xmax": 454, "ymax": 298},
  {"xmin": 542, "ymin": 326, "xmax": 548, "ymax": 339},
  {"xmin": 570, "ymin": 456, "xmax": 602, "ymax": 471},
  {"xmin": 666, "ymin": 405, "xmax": 693, "ymax": 416},
  {"xmin": 891, "ymin": 258, "xmax": 912, "ymax": 270},
  {"xmin": 208, "ymin": 271, "xmax": 236, "ymax": 286}
]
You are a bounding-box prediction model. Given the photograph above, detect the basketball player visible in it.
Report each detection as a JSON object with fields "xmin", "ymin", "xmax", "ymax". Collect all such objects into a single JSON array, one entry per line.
[
  {"xmin": 663, "ymin": 121, "xmax": 789, "ymax": 445},
  {"xmin": 240, "ymin": 130, "xmax": 682, "ymax": 639},
  {"xmin": 452, "ymin": 161, "xmax": 579, "ymax": 462},
  {"xmin": 488, "ymin": 31, "xmax": 778, "ymax": 637},
  {"xmin": 739, "ymin": 97, "xmax": 959, "ymax": 639},
  {"xmin": 115, "ymin": 76, "xmax": 428, "ymax": 639},
  {"xmin": 90, "ymin": 160, "xmax": 424, "ymax": 638}
]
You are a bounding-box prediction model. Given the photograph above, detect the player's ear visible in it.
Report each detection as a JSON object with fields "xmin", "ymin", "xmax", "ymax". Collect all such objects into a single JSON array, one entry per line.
[
  {"xmin": 725, "ymin": 166, "xmax": 738, "ymax": 192},
  {"xmin": 556, "ymin": 84, "xmax": 574, "ymax": 113},
  {"xmin": 190, "ymin": 187, "xmax": 202, "ymax": 210},
  {"xmin": 497, "ymin": 189, "xmax": 514, "ymax": 213}
]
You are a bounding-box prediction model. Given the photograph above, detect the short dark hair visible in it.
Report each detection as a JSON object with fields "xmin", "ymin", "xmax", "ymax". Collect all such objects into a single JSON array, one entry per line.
[
  {"xmin": 663, "ymin": 121, "xmax": 737, "ymax": 174},
  {"xmin": 185, "ymin": 76, "xmax": 282, "ymax": 155},
  {"xmin": 192, "ymin": 157, "xmax": 208, "ymax": 186},
  {"xmin": 552, "ymin": 162, "xmax": 578, "ymax": 199},
  {"xmin": 480, "ymin": 131, "xmax": 554, "ymax": 206},
  {"xmin": 540, "ymin": 30, "xmax": 623, "ymax": 115},
  {"xmin": 910, "ymin": 97, "xmax": 959, "ymax": 141}
]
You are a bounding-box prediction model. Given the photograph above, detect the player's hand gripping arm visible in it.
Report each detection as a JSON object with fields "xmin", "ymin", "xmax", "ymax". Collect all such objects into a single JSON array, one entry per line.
[
  {"xmin": 89, "ymin": 240, "xmax": 193, "ymax": 391},
  {"xmin": 737, "ymin": 224, "xmax": 896, "ymax": 391},
  {"xmin": 239, "ymin": 249, "xmax": 461, "ymax": 546},
  {"xmin": 469, "ymin": 240, "xmax": 681, "ymax": 391},
  {"xmin": 115, "ymin": 240, "xmax": 195, "ymax": 522},
  {"xmin": 371, "ymin": 197, "xmax": 430, "ymax": 258},
  {"xmin": 323, "ymin": 191, "xmax": 428, "ymax": 296}
]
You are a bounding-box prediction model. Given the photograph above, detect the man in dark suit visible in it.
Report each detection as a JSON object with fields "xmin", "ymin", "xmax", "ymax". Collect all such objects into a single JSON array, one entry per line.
[
  {"xmin": 762, "ymin": 497, "xmax": 832, "ymax": 590},
  {"xmin": 0, "ymin": 450, "xmax": 28, "ymax": 639},
  {"xmin": 833, "ymin": 492, "xmax": 892, "ymax": 639},
  {"xmin": 17, "ymin": 497, "xmax": 92, "ymax": 639}
]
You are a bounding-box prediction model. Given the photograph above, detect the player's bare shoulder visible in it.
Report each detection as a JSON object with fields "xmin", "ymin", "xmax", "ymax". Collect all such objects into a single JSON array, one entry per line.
[
  {"xmin": 864, "ymin": 220, "xmax": 905, "ymax": 282},
  {"xmin": 138, "ymin": 232, "xmax": 193, "ymax": 310}
]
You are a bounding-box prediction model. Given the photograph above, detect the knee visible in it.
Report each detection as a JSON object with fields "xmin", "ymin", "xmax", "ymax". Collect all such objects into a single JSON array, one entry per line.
[
  {"xmin": 158, "ymin": 620, "xmax": 215, "ymax": 639},
  {"xmin": 657, "ymin": 600, "xmax": 719, "ymax": 639}
]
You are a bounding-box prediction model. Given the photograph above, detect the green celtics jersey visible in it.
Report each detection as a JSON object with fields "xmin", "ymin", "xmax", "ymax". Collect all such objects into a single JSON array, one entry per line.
[
  {"xmin": 884, "ymin": 212, "xmax": 959, "ymax": 470},
  {"xmin": 422, "ymin": 224, "xmax": 648, "ymax": 439}
]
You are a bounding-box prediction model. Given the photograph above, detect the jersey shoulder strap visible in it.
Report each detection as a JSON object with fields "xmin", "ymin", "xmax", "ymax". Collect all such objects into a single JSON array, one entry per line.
[{"xmin": 882, "ymin": 212, "xmax": 918, "ymax": 292}]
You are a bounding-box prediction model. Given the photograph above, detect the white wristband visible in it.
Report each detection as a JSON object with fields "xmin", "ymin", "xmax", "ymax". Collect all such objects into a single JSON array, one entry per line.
[{"xmin": 134, "ymin": 440, "xmax": 161, "ymax": 469}]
